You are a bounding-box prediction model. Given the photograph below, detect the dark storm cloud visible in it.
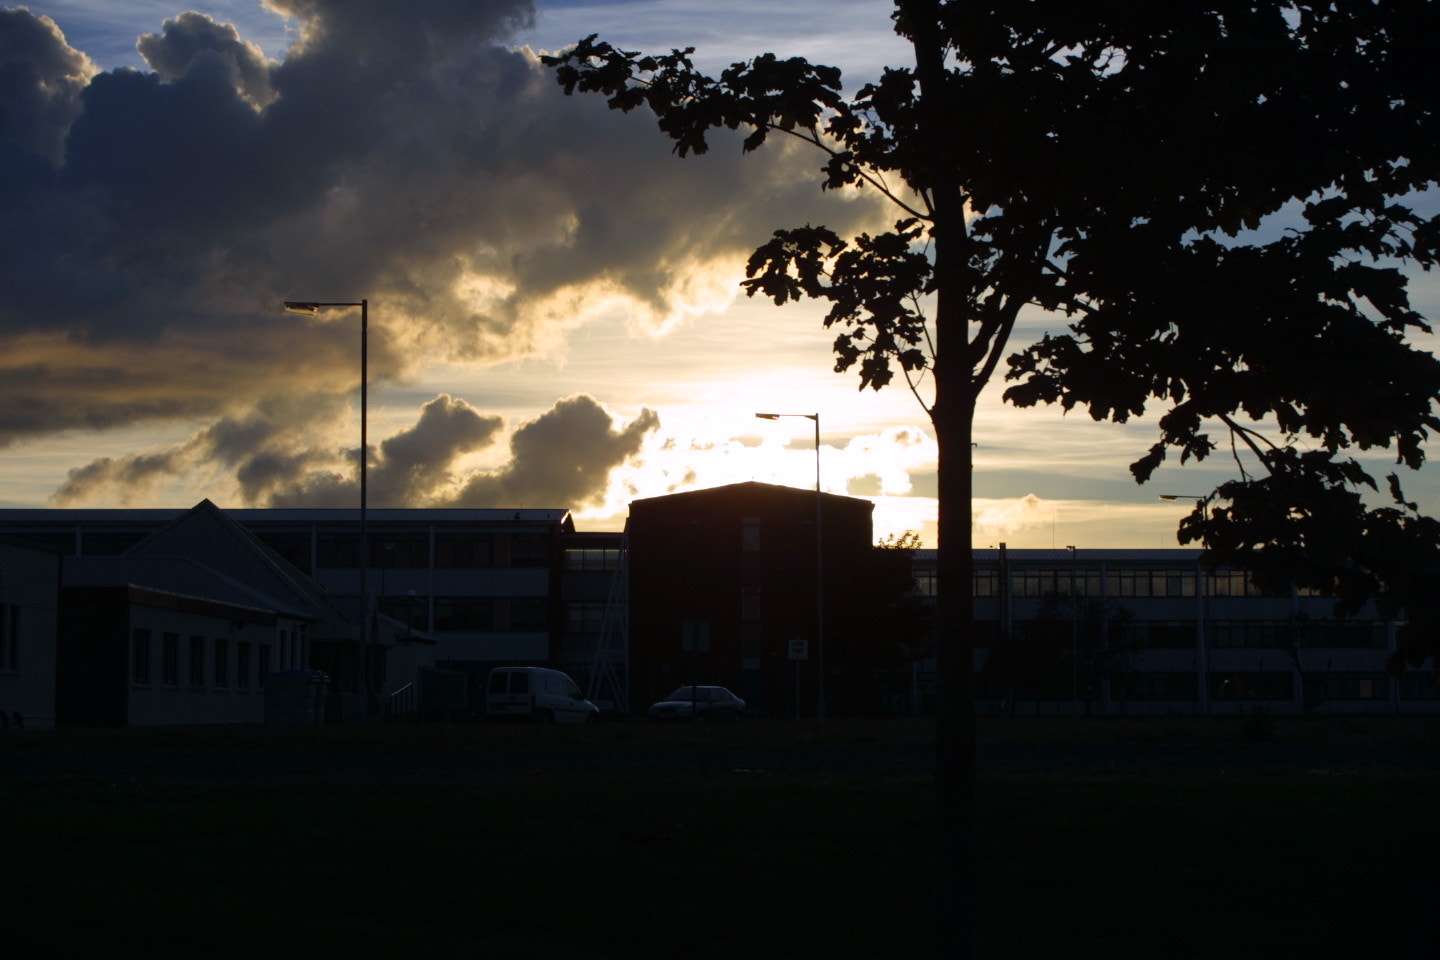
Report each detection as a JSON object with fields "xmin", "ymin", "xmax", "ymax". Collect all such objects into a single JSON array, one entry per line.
[
  {"xmin": 1, "ymin": 0, "xmax": 885, "ymax": 505},
  {"xmin": 0, "ymin": 7, "xmax": 94, "ymax": 163},
  {"xmin": 450, "ymin": 394, "xmax": 659, "ymax": 508}
]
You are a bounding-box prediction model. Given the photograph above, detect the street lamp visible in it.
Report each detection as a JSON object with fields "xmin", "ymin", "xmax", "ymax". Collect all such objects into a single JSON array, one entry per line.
[
  {"xmin": 284, "ymin": 299, "xmax": 370, "ymax": 687},
  {"xmin": 756, "ymin": 411, "xmax": 825, "ymax": 719}
]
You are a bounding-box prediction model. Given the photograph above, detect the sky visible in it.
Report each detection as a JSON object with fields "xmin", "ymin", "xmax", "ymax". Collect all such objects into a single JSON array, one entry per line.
[{"xmin": 3, "ymin": 1, "xmax": 1438, "ymax": 550}]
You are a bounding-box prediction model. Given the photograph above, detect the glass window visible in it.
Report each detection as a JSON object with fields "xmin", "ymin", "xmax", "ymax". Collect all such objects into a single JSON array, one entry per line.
[
  {"xmin": 131, "ymin": 629, "xmax": 151, "ymax": 684},
  {"xmin": 162, "ymin": 633, "xmax": 179, "ymax": 685},
  {"xmin": 373, "ymin": 533, "xmax": 429, "ymax": 568},
  {"xmin": 564, "ymin": 548, "xmax": 622, "ymax": 571},
  {"xmin": 0, "ymin": 604, "xmax": 16, "ymax": 672},
  {"xmin": 434, "ymin": 597, "xmax": 494, "ymax": 631},
  {"xmin": 509, "ymin": 533, "xmax": 550, "ymax": 567},
  {"xmin": 316, "ymin": 533, "xmax": 361, "ymax": 568},
  {"xmin": 741, "ymin": 518, "xmax": 761, "ymax": 552},
  {"xmin": 435, "ymin": 532, "xmax": 493, "ymax": 567},
  {"xmin": 566, "ymin": 601, "xmax": 606, "ymax": 635},
  {"xmin": 188, "ymin": 636, "xmax": 205, "ymax": 686},
  {"xmin": 237, "ymin": 642, "xmax": 251, "ymax": 689},
  {"xmin": 507, "ymin": 598, "xmax": 549, "ymax": 631}
]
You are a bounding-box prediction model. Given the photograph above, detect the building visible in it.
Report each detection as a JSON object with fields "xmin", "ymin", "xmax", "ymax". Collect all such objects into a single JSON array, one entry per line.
[
  {"xmin": 0, "ymin": 538, "xmax": 60, "ymax": 728},
  {"xmin": 626, "ymin": 481, "xmax": 878, "ymax": 718},
  {"xmin": 3, "ymin": 495, "xmax": 1437, "ymax": 724},
  {"xmin": 0, "ymin": 502, "xmax": 574, "ymax": 721},
  {"xmin": 911, "ymin": 547, "xmax": 1440, "ymax": 715}
]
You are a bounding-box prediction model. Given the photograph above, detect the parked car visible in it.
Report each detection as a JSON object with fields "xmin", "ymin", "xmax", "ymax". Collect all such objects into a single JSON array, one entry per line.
[
  {"xmin": 648, "ymin": 685, "xmax": 746, "ymax": 721},
  {"xmin": 486, "ymin": 666, "xmax": 599, "ymax": 723}
]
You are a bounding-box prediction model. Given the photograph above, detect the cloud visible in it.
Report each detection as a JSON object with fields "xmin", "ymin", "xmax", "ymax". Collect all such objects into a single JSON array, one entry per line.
[
  {"xmin": 0, "ymin": 1, "xmax": 887, "ymax": 507},
  {"xmin": 450, "ymin": 394, "xmax": 659, "ymax": 508}
]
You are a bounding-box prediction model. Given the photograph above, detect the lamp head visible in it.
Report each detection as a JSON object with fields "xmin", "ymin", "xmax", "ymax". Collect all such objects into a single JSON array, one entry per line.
[
  {"xmin": 755, "ymin": 413, "xmax": 779, "ymax": 420},
  {"xmin": 283, "ymin": 301, "xmax": 320, "ymax": 315}
]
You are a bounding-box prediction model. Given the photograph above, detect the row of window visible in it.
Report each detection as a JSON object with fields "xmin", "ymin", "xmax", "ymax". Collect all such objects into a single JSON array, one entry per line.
[
  {"xmin": 255, "ymin": 531, "xmax": 552, "ymax": 572},
  {"xmin": 917, "ymin": 568, "xmax": 1323, "ymax": 599},
  {"xmin": 1102, "ymin": 619, "xmax": 1393, "ymax": 649},
  {"xmin": 131, "ymin": 630, "xmax": 270, "ymax": 691},
  {"xmin": 1092, "ymin": 672, "xmax": 1433, "ymax": 702}
]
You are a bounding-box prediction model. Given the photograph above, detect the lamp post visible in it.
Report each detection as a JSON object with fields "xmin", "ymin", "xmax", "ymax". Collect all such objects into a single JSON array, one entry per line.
[
  {"xmin": 756, "ymin": 412, "xmax": 825, "ymax": 719},
  {"xmin": 285, "ymin": 299, "xmax": 369, "ymax": 690}
]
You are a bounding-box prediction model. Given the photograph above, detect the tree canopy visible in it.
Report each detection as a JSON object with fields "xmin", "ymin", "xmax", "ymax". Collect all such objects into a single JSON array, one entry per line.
[{"xmin": 544, "ymin": 2, "xmax": 1440, "ymax": 953}]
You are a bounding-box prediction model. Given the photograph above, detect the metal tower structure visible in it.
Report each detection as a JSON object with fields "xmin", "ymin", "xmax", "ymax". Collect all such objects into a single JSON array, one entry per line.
[{"xmin": 586, "ymin": 527, "xmax": 630, "ymax": 714}]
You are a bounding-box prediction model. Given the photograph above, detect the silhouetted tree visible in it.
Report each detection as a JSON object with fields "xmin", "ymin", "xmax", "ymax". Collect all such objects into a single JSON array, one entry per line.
[{"xmin": 544, "ymin": 3, "xmax": 1440, "ymax": 954}]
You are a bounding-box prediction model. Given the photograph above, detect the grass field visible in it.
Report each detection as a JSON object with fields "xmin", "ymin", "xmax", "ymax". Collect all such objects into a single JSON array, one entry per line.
[{"xmin": 4, "ymin": 716, "xmax": 1438, "ymax": 958}]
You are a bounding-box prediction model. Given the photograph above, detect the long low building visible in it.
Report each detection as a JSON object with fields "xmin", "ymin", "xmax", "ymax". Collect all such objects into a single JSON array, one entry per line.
[
  {"xmin": 912, "ymin": 547, "xmax": 1438, "ymax": 716},
  {"xmin": 1, "ymin": 493, "xmax": 1436, "ymax": 723}
]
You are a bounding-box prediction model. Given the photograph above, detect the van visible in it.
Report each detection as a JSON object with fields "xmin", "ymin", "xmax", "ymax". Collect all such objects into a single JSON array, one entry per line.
[{"xmin": 485, "ymin": 666, "xmax": 599, "ymax": 723}]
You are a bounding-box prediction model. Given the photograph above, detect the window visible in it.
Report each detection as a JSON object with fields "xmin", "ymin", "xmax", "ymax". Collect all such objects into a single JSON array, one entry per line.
[
  {"xmin": 1204, "ymin": 570, "xmax": 1284, "ymax": 597},
  {"xmin": 741, "ymin": 586, "xmax": 761, "ymax": 622},
  {"xmin": 213, "ymin": 637, "xmax": 228, "ymax": 687},
  {"xmin": 1211, "ymin": 672, "xmax": 1294, "ymax": 701},
  {"xmin": 1114, "ymin": 620, "xmax": 1197, "ymax": 649},
  {"xmin": 373, "ymin": 533, "xmax": 429, "ymax": 568},
  {"xmin": 435, "ymin": 532, "xmax": 493, "ymax": 567},
  {"xmin": 914, "ymin": 569, "xmax": 938, "ymax": 597},
  {"xmin": 379, "ymin": 596, "xmax": 429, "ymax": 630},
  {"xmin": 256, "ymin": 532, "xmax": 313, "ymax": 573},
  {"xmin": 189, "ymin": 636, "xmax": 205, "ymax": 686},
  {"xmin": 1107, "ymin": 569, "xmax": 1195, "ymax": 598},
  {"xmin": 1209, "ymin": 620, "xmax": 1292, "ymax": 649},
  {"xmin": 1307, "ymin": 672, "xmax": 1390, "ymax": 701},
  {"xmin": 0, "ymin": 603, "xmax": 17, "ymax": 672},
  {"xmin": 162, "ymin": 633, "xmax": 180, "ymax": 685},
  {"xmin": 564, "ymin": 548, "xmax": 621, "ymax": 571},
  {"xmin": 565, "ymin": 601, "xmax": 606, "ymax": 635},
  {"xmin": 1113, "ymin": 672, "xmax": 1198, "ymax": 701},
  {"xmin": 973, "ymin": 569, "xmax": 996, "ymax": 597},
  {"xmin": 434, "ymin": 597, "xmax": 494, "ymax": 631},
  {"xmin": 741, "ymin": 517, "xmax": 761, "ymax": 552},
  {"xmin": 1399, "ymin": 672, "xmax": 1440, "ymax": 700},
  {"xmin": 132, "ymin": 629, "xmax": 151, "ymax": 684},
  {"xmin": 507, "ymin": 598, "xmax": 548, "ymax": 631},
  {"xmin": 1013, "ymin": 569, "xmax": 1103, "ymax": 597},
  {"xmin": 316, "ymin": 533, "xmax": 361, "ymax": 568},
  {"xmin": 508, "ymin": 533, "xmax": 550, "ymax": 567},
  {"xmin": 237, "ymin": 642, "xmax": 250, "ymax": 689}
]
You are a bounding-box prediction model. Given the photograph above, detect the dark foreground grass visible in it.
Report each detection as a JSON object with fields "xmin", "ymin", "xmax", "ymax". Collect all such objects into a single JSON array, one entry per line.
[{"xmin": 4, "ymin": 718, "xmax": 1438, "ymax": 958}]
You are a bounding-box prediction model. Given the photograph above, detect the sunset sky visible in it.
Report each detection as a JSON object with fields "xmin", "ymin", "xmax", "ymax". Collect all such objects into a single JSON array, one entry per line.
[{"xmin": 5, "ymin": 0, "xmax": 1438, "ymax": 548}]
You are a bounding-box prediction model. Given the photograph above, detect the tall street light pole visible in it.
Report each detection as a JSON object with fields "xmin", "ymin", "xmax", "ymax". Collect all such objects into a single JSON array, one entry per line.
[
  {"xmin": 756, "ymin": 412, "xmax": 825, "ymax": 719},
  {"xmin": 286, "ymin": 299, "xmax": 369, "ymax": 691}
]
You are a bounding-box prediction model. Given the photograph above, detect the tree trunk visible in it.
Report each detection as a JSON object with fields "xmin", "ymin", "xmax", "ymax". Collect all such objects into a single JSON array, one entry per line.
[{"xmin": 902, "ymin": 2, "xmax": 977, "ymax": 957}]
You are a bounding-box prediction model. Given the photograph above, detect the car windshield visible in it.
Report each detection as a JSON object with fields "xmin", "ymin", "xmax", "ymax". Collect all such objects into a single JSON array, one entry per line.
[{"xmin": 666, "ymin": 687, "xmax": 702, "ymax": 701}]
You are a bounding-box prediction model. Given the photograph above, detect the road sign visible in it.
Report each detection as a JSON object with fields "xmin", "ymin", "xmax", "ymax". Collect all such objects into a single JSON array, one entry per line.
[{"xmin": 789, "ymin": 637, "xmax": 809, "ymax": 661}]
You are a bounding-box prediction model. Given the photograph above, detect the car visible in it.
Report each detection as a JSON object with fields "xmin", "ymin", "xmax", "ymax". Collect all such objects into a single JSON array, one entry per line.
[
  {"xmin": 648, "ymin": 685, "xmax": 746, "ymax": 721},
  {"xmin": 485, "ymin": 666, "xmax": 599, "ymax": 723}
]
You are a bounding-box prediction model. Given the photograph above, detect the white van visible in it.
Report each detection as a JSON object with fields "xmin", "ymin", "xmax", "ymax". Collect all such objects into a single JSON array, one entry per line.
[{"xmin": 485, "ymin": 667, "xmax": 599, "ymax": 724}]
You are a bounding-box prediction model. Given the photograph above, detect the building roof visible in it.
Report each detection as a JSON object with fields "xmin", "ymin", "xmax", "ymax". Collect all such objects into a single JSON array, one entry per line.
[
  {"xmin": 0, "ymin": 506, "xmax": 573, "ymax": 527},
  {"xmin": 630, "ymin": 480, "xmax": 872, "ymax": 511}
]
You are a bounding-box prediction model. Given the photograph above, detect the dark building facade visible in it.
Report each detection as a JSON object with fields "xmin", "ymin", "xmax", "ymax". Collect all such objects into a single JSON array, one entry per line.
[{"xmin": 626, "ymin": 482, "xmax": 875, "ymax": 718}]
